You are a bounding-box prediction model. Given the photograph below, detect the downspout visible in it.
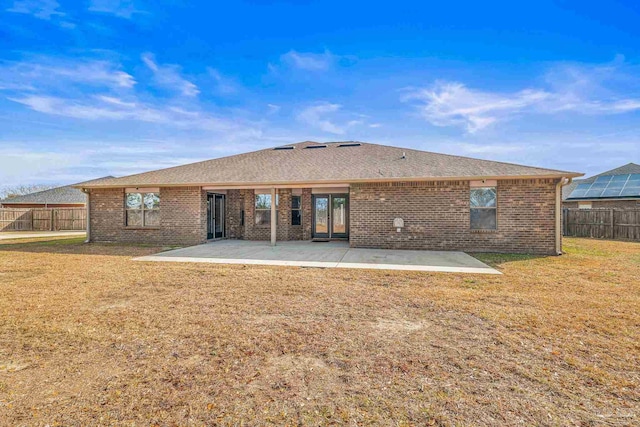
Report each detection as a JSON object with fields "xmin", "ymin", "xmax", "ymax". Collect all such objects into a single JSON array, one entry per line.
[
  {"xmin": 555, "ymin": 177, "xmax": 572, "ymax": 255},
  {"xmin": 82, "ymin": 188, "xmax": 90, "ymax": 243}
]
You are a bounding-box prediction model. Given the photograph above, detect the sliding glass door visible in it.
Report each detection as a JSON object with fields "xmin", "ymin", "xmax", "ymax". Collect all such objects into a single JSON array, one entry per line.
[{"xmin": 207, "ymin": 193, "xmax": 225, "ymax": 239}]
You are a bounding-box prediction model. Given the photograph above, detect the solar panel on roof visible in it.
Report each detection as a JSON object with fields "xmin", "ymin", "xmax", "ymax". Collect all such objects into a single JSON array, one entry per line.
[{"xmin": 567, "ymin": 174, "xmax": 640, "ymax": 199}]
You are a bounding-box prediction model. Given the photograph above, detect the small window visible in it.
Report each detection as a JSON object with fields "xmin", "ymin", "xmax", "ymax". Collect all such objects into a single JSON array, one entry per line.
[
  {"xmin": 255, "ymin": 194, "xmax": 279, "ymax": 226},
  {"xmin": 126, "ymin": 192, "xmax": 159, "ymax": 227},
  {"xmin": 470, "ymin": 187, "xmax": 497, "ymax": 230},
  {"xmin": 578, "ymin": 202, "xmax": 592, "ymax": 210},
  {"xmin": 291, "ymin": 195, "xmax": 302, "ymax": 226}
]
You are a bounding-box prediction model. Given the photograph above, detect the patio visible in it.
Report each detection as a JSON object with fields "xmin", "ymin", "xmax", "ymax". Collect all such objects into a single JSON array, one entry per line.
[{"xmin": 134, "ymin": 240, "xmax": 500, "ymax": 274}]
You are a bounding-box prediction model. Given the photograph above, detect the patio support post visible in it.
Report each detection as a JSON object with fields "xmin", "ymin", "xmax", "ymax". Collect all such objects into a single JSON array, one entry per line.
[{"xmin": 270, "ymin": 187, "xmax": 276, "ymax": 246}]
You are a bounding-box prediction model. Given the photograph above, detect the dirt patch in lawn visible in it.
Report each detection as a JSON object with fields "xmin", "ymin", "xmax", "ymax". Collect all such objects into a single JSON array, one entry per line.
[{"xmin": 0, "ymin": 237, "xmax": 638, "ymax": 425}]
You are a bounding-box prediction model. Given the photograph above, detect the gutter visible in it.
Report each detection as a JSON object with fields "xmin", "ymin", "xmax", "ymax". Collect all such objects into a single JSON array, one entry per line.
[
  {"xmin": 81, "ymin": 188, "xmax": 90, "ymax": 243},
  {"xmin": 72, "ymin": 172, "xmax": 585, "ymax": 190},
  {"xmin": 556, "ymin": 177, "xmax": 573, "ymax": 255}
]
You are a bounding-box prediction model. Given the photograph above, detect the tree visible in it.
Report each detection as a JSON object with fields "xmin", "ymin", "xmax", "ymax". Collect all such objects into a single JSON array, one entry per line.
[{"xmin": 0, "ymin": 184, "xmax": 59, "ymax": 200}]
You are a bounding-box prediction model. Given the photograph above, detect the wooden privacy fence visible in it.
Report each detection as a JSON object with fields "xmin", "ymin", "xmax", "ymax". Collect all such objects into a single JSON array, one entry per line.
[
  {"xmin": 0, "ymin": 208, "xmax": 87, "ymax": 232},
  {"xmin": 563, "ymin": 208, "xmax": 640, "ymax": 241}
]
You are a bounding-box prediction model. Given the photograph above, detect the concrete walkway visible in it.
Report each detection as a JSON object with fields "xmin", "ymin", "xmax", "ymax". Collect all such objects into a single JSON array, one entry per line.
[
  {"xmin": 0, "ymin": 231, "xmax": 86, "ymax": 240},
  {"xmin": 134, "ymin": 240, "xmax": 500, "ymax": 274}
]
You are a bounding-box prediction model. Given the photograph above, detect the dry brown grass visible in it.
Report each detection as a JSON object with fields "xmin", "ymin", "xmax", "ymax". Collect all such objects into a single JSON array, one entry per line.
[{"xmin": 0, "ymin": 237, "xmax": 638, "ymax": 426}]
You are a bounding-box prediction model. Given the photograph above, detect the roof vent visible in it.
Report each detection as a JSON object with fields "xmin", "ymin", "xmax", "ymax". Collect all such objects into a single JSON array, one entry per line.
[
  {"xmin": 273, "ymin": 146, "xmax": 295, "ymax": 150},
  {"xmin": 304, "ymin": 145, "xmax": 327, "ymax": 149},
  {"xmin": 337, "ymin": 143, "xmax": 361, "ymax": 147}
]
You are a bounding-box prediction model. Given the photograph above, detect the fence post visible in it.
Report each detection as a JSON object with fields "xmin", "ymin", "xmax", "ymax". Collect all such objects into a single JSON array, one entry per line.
[
  {"xmin": 610, "ymin": 208, "xmax": 615, "ymax": 240},
  {"xmin": 50, "ymin": 209, "xmax": 54, "ymax": 231},
  {"xmin": 609, "ymin": 208, "xmax": 615, "ymax": 239}
]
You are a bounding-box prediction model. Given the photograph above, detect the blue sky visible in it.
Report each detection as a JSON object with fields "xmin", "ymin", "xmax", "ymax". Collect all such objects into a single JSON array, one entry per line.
[{"xmin": 1, "ymin": 0, "xmax": 640, "ymax": 188}]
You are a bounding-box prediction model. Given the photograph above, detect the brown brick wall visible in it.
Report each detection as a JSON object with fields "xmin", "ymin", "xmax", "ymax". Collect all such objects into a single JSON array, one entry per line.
[
  {"xmin": 89, "ymin": 187, "xmax": 206, "ymax": 245},
  {"xmin": 350, "ymin": 179, "xmax": 560, "ymax": 255},
  {"xmin": 225, "ymin": 190, "xmax": 244, "ymax": 239},
  {"xmin": 238, "ymin": 189, "xmax": 307, "ymax": 241}
]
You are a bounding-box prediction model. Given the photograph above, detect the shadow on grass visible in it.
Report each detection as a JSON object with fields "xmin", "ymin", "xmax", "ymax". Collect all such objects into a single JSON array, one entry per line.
[
  {"xmin": 0, "ymin": 236, "xmax": 178, "ymax": 257},
  {"xmin": 471, "ymin": 252, "xmax": 550, "ymax": 269}
]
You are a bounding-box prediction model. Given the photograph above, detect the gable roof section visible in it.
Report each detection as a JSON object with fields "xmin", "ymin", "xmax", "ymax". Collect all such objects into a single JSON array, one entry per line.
[
  {"xmin": 1, "ymin": 176, "xmax": 114, "ymax": 205},
  {"xmin": 76, "ymin": 141, "xmax": 581, "ymax": 188}
]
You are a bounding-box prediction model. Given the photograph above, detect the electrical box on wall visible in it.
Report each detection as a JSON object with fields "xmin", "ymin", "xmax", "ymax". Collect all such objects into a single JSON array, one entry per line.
[{"xmin": 393, "ymin": 218, "xmax": 404, "ymax": 232}]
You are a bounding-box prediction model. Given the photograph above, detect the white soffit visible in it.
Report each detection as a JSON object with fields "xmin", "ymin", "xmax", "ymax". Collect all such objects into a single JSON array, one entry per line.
[{"xmin": 311, "ymin": 187, "xmax": 350, "ymax": 194}]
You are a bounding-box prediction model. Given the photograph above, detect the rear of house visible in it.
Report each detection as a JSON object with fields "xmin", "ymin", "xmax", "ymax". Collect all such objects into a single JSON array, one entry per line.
[{"xmin": 77, "ymin": 141, "xmax": 582, "ymax": 255}]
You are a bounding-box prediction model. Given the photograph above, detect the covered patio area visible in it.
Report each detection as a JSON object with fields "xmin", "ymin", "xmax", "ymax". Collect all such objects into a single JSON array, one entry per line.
[{"xmin": 134, "ymin": 240, "xmax": 500, "ymax": 274}]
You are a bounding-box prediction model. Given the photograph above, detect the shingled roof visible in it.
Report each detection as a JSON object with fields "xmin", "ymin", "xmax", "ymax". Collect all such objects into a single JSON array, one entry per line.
[
  {"xmin": 1, "ymin": 176, "xmax": 114, "ymax": 205},
  {"xmin": 562, "ymin": 163, "xmax": 640, "ymax": 200},
  {"xmin": 1, "ymin": 186, "xmax": 87, "ymax": 205},
  {"xmin": 76, "ymin": 141, "xmax": 581, "ymax": 188}
]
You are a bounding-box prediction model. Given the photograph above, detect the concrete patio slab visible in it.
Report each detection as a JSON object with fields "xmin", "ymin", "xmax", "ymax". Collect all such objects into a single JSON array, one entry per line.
[
  {"xmin": 0, "ymin": 231, "xmax": 86, "ymax": 240},
  {"xmin": 134, "ymin": 240, "xmax": 500, "ymax": 274}
]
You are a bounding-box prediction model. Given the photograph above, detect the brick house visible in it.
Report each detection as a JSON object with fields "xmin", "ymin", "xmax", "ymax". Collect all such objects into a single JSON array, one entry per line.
[
  {"xmin": 76, "ymin": 141, "xmax": 582, "ymax": 255},
  {"xmin": 563, "ymin": 163, "xmax": 640, "ymax": 210}
]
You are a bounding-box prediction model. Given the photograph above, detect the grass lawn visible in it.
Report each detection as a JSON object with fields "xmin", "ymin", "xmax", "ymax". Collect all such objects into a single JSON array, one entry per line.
[{"xmin": 0, "ymin": 237, "xmax": 638, "ymax": 426}]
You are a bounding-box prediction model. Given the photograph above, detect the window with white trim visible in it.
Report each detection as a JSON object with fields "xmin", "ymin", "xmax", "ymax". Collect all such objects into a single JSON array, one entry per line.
[
  {"xmin": 470, "ymin": 187, "xmax": 497, "ymax": 230},
  {"xmin": 125, "ymin": 192, "xmax": 160, "ymax": 227}
]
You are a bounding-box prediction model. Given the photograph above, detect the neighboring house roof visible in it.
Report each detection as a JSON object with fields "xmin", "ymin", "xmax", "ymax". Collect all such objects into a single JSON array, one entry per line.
[
  {"xmin": 76, "ymin": 141, "xmax": 581, "ymax": 188},
  {"xmin": 1, "ymin": 176, "xmax": 114, "ymax": 205},
  {"xmin": 563, "ymin": 163, "xmax": 640, "ymax": 201},
  {"xmin": 1, "ymin": 186, "xmax": 87, "ymax": 205}
]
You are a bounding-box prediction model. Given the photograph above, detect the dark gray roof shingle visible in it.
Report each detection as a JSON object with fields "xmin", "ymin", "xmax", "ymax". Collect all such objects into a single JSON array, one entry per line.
[
  {"xmin": 1, "ymin": 186, "xmax": 86, "ymax": 205},
  {"xmin": 76, "ymin": 141, "xmax": 581, "ymax": 188},
  {"xmin": 1, "ymin": 176, "xmax": 114, "ymax": 205}
]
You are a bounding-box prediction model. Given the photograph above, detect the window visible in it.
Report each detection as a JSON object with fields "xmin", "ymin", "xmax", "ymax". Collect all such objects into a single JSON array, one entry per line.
[
  {"xmin": 255, "ymin": 194, "xmax": 278, "ymax": 226},
  {"xmin": 578, "ymin": 202, "xmax": 592, "ymax": 210},
  {"xmin": 291, "ymin": 195, "xmax": 302, "ymax": 226},
  {"xmin": 126, "ymin": 192, "xmax": 160, "ymax": 227},
  {"xmin": 470, "ymin": 187, "xmax": 497, "ymax": 230}
]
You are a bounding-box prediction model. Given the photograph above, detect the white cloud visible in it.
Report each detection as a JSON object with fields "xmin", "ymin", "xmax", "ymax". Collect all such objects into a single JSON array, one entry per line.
[
  {"xmin": 0, "ymin": 147, "xmax": 81, "ymax": 187},
  {"xmin": 297, "ymin": 102, "xmax": 379, "ymax": 134},
  {"xmin": 0, "ymin": 57, "xmax": 135, "ymax": 91},
  {"xmin": 403, "ymin": 59, "xmax": 640, "ymax": 133},
  {"xmin": 267, "ymin": 104, "xmax": 281, "ymax": 114},
  {"xmin": 6, "ymin": 0, "xmax": 63, "ymax": 20},
  {"xmin": 280, "ymin": 50, "xmax": 336, "ymax": 71},
  {"xmin": 403, "ymin": 82, "xmax": 550, "ymax": 133},
  {"xmin": 88, "ymin": 0, "xmax": 142, "ymax": 19},
  {"xmin": 297, "ymin": 102, "xmax": 345, "ymax": 134},
  {"xmin": 142, "ymin": 52, "xmax": 199, "ymax": 97},
  {"xmin": 8, "ymin": 94, "xmax": 247, "ymax": 133},
  {"xmin": 207, "ymin": 68, "xmax": 240, "ymax": 95}
]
